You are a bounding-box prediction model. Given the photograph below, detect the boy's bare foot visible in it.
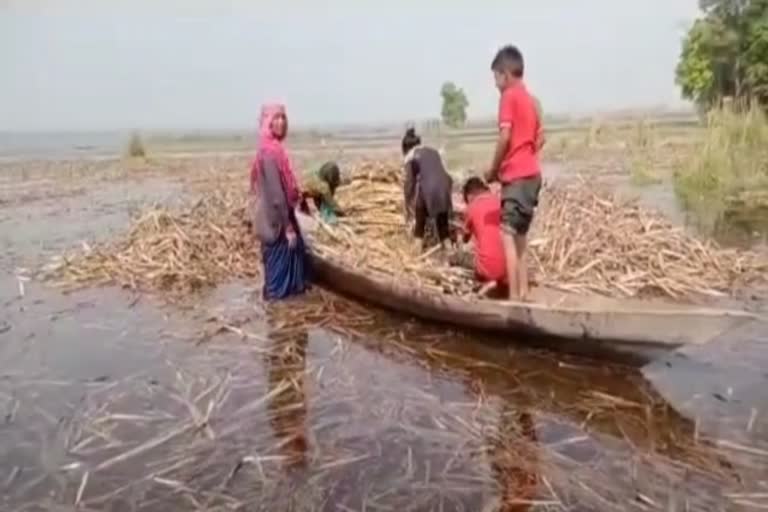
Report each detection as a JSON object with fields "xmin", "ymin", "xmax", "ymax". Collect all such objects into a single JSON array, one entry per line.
[{"xmin": 478, "ymin": 281, "xmax": 497, "ymax": 297}]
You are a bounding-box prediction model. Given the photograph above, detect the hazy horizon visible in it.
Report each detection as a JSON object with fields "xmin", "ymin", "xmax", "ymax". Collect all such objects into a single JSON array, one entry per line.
[{"xmin": 2, "ymin": 1, "xmax": 702, "ymax": 132}]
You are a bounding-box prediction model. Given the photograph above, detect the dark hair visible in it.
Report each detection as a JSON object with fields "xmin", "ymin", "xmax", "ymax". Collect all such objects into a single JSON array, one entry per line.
[
  {"xmin": 462, "ymin": 176, "xmax": 488, "ymax": 203},
  {"xmin": 491, "ymin": 45, "xmax": 524, "ymax": 78},
  {"xmin": 318, "ymin": 161, "xmax": 341, "ymax": 191},
  {"xmin": 401, "ymin": 127, "xmax": 422, "ymax": 156}
]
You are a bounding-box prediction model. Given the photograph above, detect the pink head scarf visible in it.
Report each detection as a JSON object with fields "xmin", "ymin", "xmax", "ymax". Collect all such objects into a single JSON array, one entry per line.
[{"xmin": 250, "ymin": 103, "xmax": 300, "ymax": 207}]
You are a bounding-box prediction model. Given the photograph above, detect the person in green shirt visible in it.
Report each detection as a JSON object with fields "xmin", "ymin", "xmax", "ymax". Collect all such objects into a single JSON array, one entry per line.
[{"xmin": 300, "ymin": 161, "xmax": 345, "ymax": 224}]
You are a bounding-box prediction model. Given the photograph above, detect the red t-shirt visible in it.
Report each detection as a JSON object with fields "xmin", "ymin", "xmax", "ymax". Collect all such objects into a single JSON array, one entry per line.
[
  {"xmin": 498, "ymin": 82, "xmax": 541, "ymax": 183},
  {"xmin": 464, "ymin": 192, "xmax": 506, "ymax": 282}
]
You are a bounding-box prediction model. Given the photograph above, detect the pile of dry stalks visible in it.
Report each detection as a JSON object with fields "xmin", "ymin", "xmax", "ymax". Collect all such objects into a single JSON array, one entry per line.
[
  {"xmin": 47, "ymin": 188, "xmax": 259, "ymax": 294},
  {"xmin": 48, "ymin": 162, "xmax": 767, "ymax": 301},
  {"xmin": 313, "ymin": 166, "xmax": 768, "ymax": 300}
]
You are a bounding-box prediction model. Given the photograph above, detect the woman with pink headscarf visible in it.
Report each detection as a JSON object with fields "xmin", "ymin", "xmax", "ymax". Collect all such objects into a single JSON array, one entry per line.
[{"xmin": 249, "ymin": 104, "xmax": 310, "ymax": 300}]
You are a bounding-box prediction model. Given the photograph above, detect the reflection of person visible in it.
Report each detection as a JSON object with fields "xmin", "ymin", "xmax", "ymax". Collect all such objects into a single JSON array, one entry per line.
[
  {"xmin": 300, "ymin": 161, "xmax": 345, "ymax": 224},
  {"xmin": 401, "ymin": 128, "xmax": 454, "ymax": 249},
  {"xmin": 484, "ymin": 45, "xmax": 544, "ymax": 301},
  {"xmin": 249, "ymin": 104, "xmax": 311, "ymax": 300},
  {"xmin": 491, "ymin": 410, "xmax": 539, "ymax": 512},
  {"xmin": 265, "ymin": 309, "xmax": 310, "ymax": 469}
]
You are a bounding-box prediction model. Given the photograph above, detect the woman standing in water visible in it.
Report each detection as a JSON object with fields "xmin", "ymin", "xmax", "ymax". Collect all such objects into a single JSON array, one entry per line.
[{"xmin": 249, "ymin": 104, "xmax": 310, "ymax": 300}]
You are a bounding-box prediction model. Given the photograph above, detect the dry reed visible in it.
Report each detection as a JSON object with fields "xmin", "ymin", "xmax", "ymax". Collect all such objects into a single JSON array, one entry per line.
[
  {"xmin": 314, "ymin": 165, "xmax": 768, "ymax": 300},
  {"xmin": 46, "ymin": 162, "xmax": 767, "ymax": 302},
  {"xmin": 46, "ymin": 188, "xmax": 260, "ymax": 295}
]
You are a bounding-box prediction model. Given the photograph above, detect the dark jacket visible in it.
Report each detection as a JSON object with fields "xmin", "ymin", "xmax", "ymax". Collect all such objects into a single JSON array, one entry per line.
[{"xmin": 404, "ymin": 146, "xmax": 453, "ymax": 217}]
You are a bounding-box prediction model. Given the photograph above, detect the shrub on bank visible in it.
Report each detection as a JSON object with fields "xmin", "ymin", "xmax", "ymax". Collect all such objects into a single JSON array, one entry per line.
[
  {"xmin": 674, "ymin": 105, "xmax": 768, "ymax": 222},
  {"xmin": 126, "ymin": 132, "xmax": 147, "ymax": 159}
]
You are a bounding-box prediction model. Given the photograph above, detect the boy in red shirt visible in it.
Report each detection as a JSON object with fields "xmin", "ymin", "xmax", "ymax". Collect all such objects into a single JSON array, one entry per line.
[
  {"xmin": 461, "ymin": 177, "xmax": 506, "ymax": 293},
  {"xmin": 485, "ymin": 45, "xmax": 544, "ymax": 301}
]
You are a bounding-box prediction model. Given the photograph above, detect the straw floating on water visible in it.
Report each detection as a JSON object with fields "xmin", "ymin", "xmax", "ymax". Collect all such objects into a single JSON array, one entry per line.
[
  {"xmin": 46, "ymin": 162, "xmax": 767, "ymax": 301},
  {"xmin": 47, "ymin": 188, "xmax": 261, "ymax": 296},
  {"xmin": 6, "ymin": 291, "xmax": 763, "ymax": 510}
]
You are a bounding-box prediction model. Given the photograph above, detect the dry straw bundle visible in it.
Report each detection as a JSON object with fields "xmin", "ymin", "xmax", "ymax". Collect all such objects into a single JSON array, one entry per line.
[
  {"xmin": 314, "ymin": 166, "xmax": 768, "ymax": 301},
  {"xmin": 531, "ymin": 181, "xmax": 768, "ymax": 298},
  {"xmin": 48, "ymin": 162, "xmax": 767, "ymax": 302},
  {"xmin": 48, "ymin": 188, "xmax": 259, "ymax": 295}
]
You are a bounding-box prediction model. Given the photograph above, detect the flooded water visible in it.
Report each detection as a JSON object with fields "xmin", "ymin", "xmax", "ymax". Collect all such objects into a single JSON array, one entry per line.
[
  {"xmin": 0, "ymin": 132, "xmax": 126, "ymax": 162},
  {"xmin": 0, "ymin": 179, "xmax": 183, "ymax": 273},
  {"xmin": 1, "ymin": 160, "xmax": 767, "ymax": 510},
  {"xmin": 2, "ymin": 278, "xmax": 764, "ymax": 511}
]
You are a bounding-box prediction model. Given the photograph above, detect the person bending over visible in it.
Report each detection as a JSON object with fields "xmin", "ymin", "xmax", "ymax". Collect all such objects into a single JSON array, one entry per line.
[
  {"xmin": 461, "ymin": 177, "xmax": 507, "ymax": 295},
  {"xmin": 401, "ymin": 128, "xmax": 454, "ymax": 250},
  {"xmin": 301, "ymin": 161, "xmax": 345, "ymax": 224}
]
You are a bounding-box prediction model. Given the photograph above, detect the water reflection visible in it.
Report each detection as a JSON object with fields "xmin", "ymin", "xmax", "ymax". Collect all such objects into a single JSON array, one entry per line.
[
  {"xmin": 713, "ymin": 203, "xmax": 768, "ymax": 249},
  {"xmin": 265, "ymin": 303, "xmax": 310, "ymax": 470},
  {"xmin": 490, "ymin": 410, "xmax": 538, "ymax": 511},
  {"xmin": 0, "ymin": 282, "xmax": 763, "ymax": 510}
]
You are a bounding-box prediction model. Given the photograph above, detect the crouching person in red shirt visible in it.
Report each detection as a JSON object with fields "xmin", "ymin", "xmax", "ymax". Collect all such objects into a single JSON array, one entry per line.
[
  {"xmin": 485, "ymin": 45, "xmax": 544, "ymax": 301},
  {"xmin": 461, "ymin": 177, "xmax": 507, "ymax": 295}
]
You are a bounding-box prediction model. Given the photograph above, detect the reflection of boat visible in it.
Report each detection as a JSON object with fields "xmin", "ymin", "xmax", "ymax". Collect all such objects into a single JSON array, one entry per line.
[{"xmin": 298, "ymin": 213, "xmax": 758, "ymax": 364}]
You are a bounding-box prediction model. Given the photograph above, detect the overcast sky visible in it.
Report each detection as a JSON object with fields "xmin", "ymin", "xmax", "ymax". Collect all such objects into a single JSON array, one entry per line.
[{"xmin": 1, "ymin": 0, "xmax": 701, "ymax": 132}]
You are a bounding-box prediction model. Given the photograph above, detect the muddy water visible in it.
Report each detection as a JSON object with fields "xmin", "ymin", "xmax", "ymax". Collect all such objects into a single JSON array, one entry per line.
[
  {"xmin": 1, "ymin": 278, "xmax": 759, "ymax": 511},
  {"xmin": 0, "ymin": 168, "xmax": 767, "ymax": 510},
  {"xmin": 0, "ymin": 178, "xmax": 183, "ymax": 273}
]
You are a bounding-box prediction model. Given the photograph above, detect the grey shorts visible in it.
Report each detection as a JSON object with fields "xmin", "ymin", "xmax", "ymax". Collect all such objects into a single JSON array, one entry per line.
[{"xmin": 501, "ymin": 175, "xmax": 542, "ymax": 236}]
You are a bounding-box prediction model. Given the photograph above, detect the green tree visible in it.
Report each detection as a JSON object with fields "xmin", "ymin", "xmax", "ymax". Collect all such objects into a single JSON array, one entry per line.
[
  {"xmin": 440, "ymin": 81, "xmax": 469, "ymax": 128},
  {"xmin": 676, "ymin": 0, "xmax": 768, "ymax": 109}
]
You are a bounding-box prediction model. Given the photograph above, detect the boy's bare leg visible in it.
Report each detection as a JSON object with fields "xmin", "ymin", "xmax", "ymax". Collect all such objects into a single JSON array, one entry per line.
[
  {"xmin": 514, "ymin": 234, "xmax": 529, "ymax": 300},
  {"xmin": 477, "ymin": 280, "xmax": 498, "ymax": 297},
  {"xmin": 502, "ymin": 231, "xmax": 519, "ymax": 301}
]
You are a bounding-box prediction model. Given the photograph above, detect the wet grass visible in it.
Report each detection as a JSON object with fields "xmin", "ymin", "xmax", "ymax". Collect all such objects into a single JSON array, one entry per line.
[
  {"xmin": 674, "ymin": 106, "xmax": 768, "ymax": 232},
  {"xmin": 628, "ymin": 121, "xmax": 665, "ymax": 187}
]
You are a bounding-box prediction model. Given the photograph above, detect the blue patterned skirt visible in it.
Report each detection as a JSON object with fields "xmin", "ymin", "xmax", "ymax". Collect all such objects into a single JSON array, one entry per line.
[{"xmin": 261, "ymin": 229, "xmax": 311, "ymax": 301}]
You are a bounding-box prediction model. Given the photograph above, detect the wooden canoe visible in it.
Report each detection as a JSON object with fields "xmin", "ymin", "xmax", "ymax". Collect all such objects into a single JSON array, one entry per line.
[{"xmin": 297, "ymin": 213, "xmax": 760, "ymax": 364}]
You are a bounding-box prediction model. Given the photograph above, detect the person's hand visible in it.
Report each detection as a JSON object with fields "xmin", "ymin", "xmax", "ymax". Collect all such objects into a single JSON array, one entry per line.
[
  {"xmin": 453, "ymin": 202, "xmax": 467, "ymax": 215},
  {"xmin": 286, "ymin": 228, "xmax": 297, "ymax": 248},
  {"xmin": 484, "ymin": 168, "xmax": 498, "ymax": 183}
]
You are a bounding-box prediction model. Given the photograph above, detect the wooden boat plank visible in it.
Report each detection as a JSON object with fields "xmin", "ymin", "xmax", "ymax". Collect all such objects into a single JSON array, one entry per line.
[{"xmin": 297, "ymin": 213, "xmax": 759, "ymax": 362}]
